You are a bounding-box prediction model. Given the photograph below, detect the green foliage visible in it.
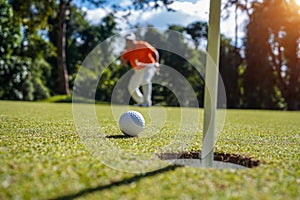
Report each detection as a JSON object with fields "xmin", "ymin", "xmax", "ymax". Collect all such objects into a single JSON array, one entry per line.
[
  {"xmin": 0, "ymin": 0, "xmax": 53, "ymax": 100},
  {"xmin": 10, "ymin": 0, "xmax": 55, "ymax": 32},
  {"xmin": 31, "ymin": 59, "xmax": 51, "ymax": 99},
  {"xmin": 0, "ymin": 56, "xmax": 32, "ymax": 100},
  {"xmin": 219, "ymin": 36, "xmax": 243, "ymax": 108},
  {"xmin": 0, "ymin": 55, "xmax": 51, "ymax": 101},
  {"xmin": 74, "ymin": 67, "xmax": 98, "ymax": 99},
  {"xmin": 161, "ymin": 27, "xmax": 205, "ymax": 106},
  {"xmin": 96, "ymin": 64, "xmax": 125, "ymax": 102},
  {"xmin": 0, "ymin": 0, "xmax": 21, "ymax": 56},
  {"xmin": 0, "ymin": 0, "xmax": 32, "ymax": 100},
  {"xmin": 186, "ymin": 21, "xmax": 208, "ymax": 50},
  {"xmin": 65, "ymin": 10, "xmax": 118, "ymax": 93}
]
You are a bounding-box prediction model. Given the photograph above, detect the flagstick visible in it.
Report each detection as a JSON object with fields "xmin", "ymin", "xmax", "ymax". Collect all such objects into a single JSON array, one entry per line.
[{"xmin": 201, "ymin": 0, "xmax": 221, "ymax": 167}]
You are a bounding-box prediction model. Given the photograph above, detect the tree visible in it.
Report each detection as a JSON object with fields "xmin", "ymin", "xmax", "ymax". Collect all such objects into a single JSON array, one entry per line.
[
  {"xmin": 223, "ymin": 0, "xmax": 255, "ymax": 48},
  {"xmin": 183, "ymin": 20, "xmax": 244, "ymax": 108},
  {"xmin": 244, "ymin": 0, "xmax": 300, "ymax": 110},
  {"xmin": 219, "ymin": 35, "xmax": 243, "ymax": 108},
  {"xmin": 0, "ymin": 0, "xmax": 27, "ymax": 99},
  {"xmin": 280, "ymin": 0, "xmax": 300, "ymax": 110},
  {"xmin": 160, "ymin": 26, "xmax": 204, "ymax": 106},
  {"xmin": 56, "ymin": 0, "xmax": 71, "ymax": 95},
  {"xmin": 1, "ymin": 0, "xmax": 53, "ymax": 100},
  {"xmin": 69, "ymin": 12, "xmax": 118, "ymax": 101},
  {"xmin": 55, "ymin": 0, "xmax": 105, "ymax": 95}
]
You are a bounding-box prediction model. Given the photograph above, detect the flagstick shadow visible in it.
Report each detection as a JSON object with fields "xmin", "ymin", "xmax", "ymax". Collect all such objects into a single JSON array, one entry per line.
[{"xmin": 51, "ymin": 165, "xmax": 181, "ymax": 200}]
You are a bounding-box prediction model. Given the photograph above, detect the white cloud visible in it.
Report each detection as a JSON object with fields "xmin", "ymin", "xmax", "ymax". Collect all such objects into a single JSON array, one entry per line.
[
  {"xmin": 83, "ymin": 7, "xmax": 112, "ymax": 24},
  {"xmin": 140, "ymin": 9, "xmax": 163, "ymax": 21},
  {"xmin": 133, "ymin": 0, "xmax": 210, "ymax": 28},
  {"xmin": 82, "ymin": 0, "xmax": 247, "ymax": 43},
  {"xmin": 167, "ymin": 0, "xmax": 247, "ymax": 44},
  {"xmin": 169, "ymin": 0, "xmax": 209, "ymax": 19},
  {"xmin": 120, "ymin": 0, "xmax": 132, "ymax": 7}
]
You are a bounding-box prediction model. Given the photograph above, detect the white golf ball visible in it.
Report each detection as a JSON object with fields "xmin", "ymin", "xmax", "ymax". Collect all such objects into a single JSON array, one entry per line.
[{"xmin": 119, "ymin": 110, "xmax": 145, "ymax": 137}]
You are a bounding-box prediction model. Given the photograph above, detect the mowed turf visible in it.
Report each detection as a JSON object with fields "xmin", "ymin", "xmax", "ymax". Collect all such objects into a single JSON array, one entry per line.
[{"xmin": 0, "ymin": 101, "xmax": 299, "ymax": 199}]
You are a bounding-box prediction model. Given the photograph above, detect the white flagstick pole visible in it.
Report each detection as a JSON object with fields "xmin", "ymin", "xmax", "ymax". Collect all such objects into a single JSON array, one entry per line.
[{"xmin": 201, "ymin": 0, "xmax": 221, "ymax": 167}]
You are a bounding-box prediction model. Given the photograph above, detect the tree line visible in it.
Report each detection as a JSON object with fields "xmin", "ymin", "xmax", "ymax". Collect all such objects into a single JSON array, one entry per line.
[{"xmin": 0, "ymin": 0, "xmax": 299, "ymax": 110}]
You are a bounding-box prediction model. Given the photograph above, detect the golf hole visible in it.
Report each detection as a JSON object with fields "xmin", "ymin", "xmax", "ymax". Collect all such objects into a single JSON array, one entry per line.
[{"xmin": 159, "ymin": 151, "xmax": 260, "ymax": 169}]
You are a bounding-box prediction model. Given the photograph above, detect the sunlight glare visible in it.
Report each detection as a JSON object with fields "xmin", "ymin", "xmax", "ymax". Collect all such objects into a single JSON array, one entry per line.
[{"xmin": 295, "ymin": 0, "xmax": 300, "ymax": 6}]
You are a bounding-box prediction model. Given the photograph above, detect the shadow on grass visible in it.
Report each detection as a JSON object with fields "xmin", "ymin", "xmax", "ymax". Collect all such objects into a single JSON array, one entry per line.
[
  {"xmin": 105, "ymin": 135, "xmax": 132, "ymax": 139},
  {"xmin": 51, "ymin": 165, "xmax": 181, "ymax": 200}
]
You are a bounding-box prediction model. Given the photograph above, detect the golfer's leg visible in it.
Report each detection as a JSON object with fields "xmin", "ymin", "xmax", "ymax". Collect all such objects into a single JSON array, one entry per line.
[
  {"xmin": 142, "ymin": 65, "xmax": 156, "ymax": 106},
  {"xmin": 142, "ymin": 83, "xmax": 152, "ymax": 106},
  {"xmin": 128, "ymin": 70, "xmax": 144, "ymax": 104}
]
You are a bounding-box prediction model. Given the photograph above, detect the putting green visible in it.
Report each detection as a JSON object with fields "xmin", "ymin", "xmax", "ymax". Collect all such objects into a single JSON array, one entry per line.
[{"xmin": 0, "ymin": 101, "xmax": 299, "ymax": 199}]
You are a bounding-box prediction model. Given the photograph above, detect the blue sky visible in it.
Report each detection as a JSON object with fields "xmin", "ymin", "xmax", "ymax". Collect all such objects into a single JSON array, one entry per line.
[
  {"xmin": 73, "ymin": 0, "xmax": 246, "ymax": 43},
  {"xmin": 73, "ymin": 0, "xmax": 199, "ymax": 8}
]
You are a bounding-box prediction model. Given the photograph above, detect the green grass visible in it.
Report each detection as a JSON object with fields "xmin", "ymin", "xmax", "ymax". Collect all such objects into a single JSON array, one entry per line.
[
  {"xmin": 39, "ymin": 95, "xmax": 108, "ymax": 104},
  {"xmin": 0, "ymin": 101, "xmax": 299, "ymax": 199},
  {"xmin": 38, "ymin": 95, "xmax": 73, "ymax": 103}
]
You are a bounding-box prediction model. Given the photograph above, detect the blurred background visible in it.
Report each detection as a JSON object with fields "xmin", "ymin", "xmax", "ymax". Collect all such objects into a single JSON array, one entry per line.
[{"xmin": 0, "ymin": 0, "xmax": 299, "ymax": 110}]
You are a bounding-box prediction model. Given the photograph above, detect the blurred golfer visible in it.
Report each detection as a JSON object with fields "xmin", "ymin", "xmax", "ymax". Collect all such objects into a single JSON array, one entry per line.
[{"xmin": 120, "ymin": 33, "xmax": 160, "ymax": 107}]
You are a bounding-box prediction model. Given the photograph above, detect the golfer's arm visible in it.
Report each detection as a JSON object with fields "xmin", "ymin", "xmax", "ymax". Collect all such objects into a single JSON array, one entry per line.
[{"xmin": 154, "ymin": 50, "xmax": 159, "ymax": 63}]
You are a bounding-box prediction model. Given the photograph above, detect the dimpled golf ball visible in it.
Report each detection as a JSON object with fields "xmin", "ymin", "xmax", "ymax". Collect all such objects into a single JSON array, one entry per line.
[{"xmin": 119, "ymin": 110, "xmax": 145, "ymax": 137}]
